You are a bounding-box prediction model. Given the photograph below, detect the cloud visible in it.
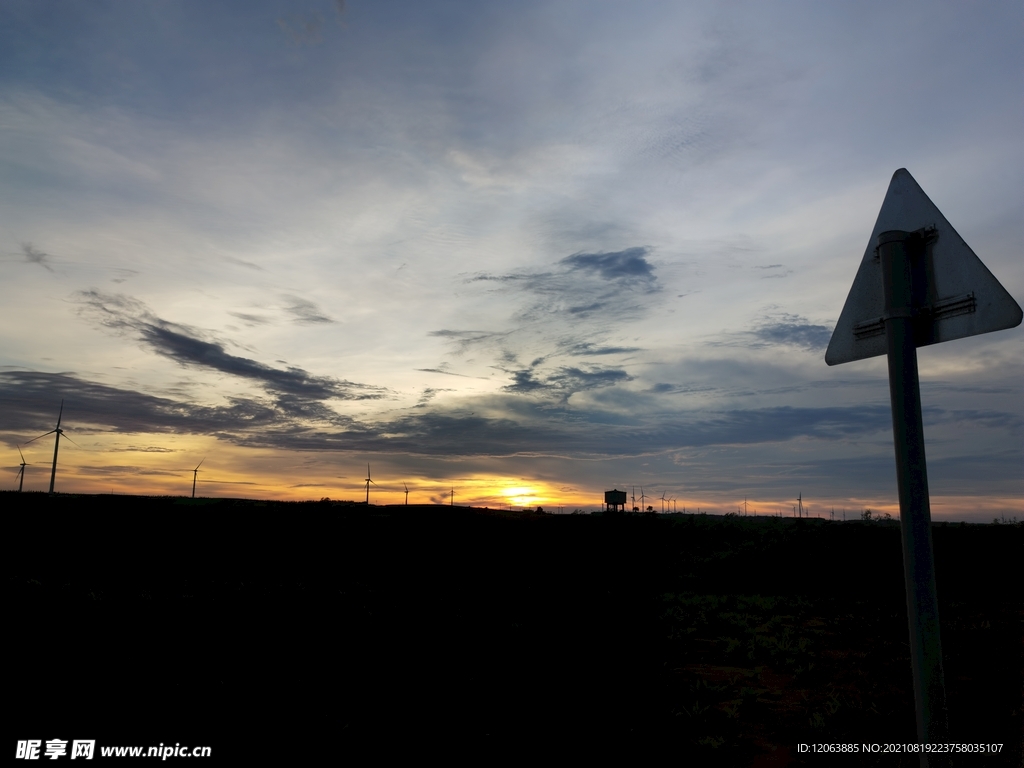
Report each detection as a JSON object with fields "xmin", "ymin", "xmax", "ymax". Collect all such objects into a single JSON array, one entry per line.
[
  {"xmin": 107, "ymin": 446, "xmax": 176, "ymax": 453},
  {"xmin": 73, "ymin": 291, "xmax": 383, "ymax": 410},
  {"xmin": 500, "ymin": 361, "xmax": 632, "ymax": 399},
  {"xmin": 228, "ymin": 312, "xmax": 271, "ymax": 326},
  {"xmin": 431, "ymin": 249, "xmax": 661, "ymax": 401},
  {"xmin": 427, "ymin": 329, "xmax": 508, "ymax": 354},
  {"xmin": 750, "ymin": 315, "xmax": 834, "ymax": 351},
  {"xmin": 74, "ymin": 464, "xmax": 188, "ymax": 477},
  {"xmin": 707, "ymin": 315, "xmax": 835, "ymax": 352},
  {"xmin": 111, "ymin": 268, "xmax": 138, "ymax": 284},
  {"xmin": 415, "ymin": 368, "xmax": 483, "ymax": 379},
  {"xmin": 0, "ymin": 370, "xmax": 287, "ymax": 438},
  {"xmin": 6, "ymin": 369, "xmax": 1017, "ymax": 481},
  {"xmin": 415, "ymin": 387, "xmax": 452, "ymax": 407},
  {"xmin": 465, "ymin": 246, "xmax": 660, "ymax": 322},
  {"xmin": 21, "ymin": 243, "xmax": 53, "ymax": 272},
  {"xmin": 560, "ymin": 341, "xmax": 642, "ymax": 356},
  {"xmin": 282, "ymin": 296, "xmax": 335, "ymax": 325},
  {"xmin": 560, "ymin": 247, "xmax": 656, "ymax": 283},
  {"xmin": 470, "ymin": 246, "xmax": 658, "ymax": 289}
]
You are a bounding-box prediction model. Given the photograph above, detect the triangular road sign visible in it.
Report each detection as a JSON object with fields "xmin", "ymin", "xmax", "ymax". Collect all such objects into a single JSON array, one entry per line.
[{"xmin": 826, "ymin": 168, "xmax": 1022, "ymax": 365}]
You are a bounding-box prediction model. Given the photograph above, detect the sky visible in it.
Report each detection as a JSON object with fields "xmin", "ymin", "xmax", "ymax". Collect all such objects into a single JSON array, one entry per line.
[{"xmin": 1, "ymin": 1, "xmax": 1021, "ymax": 519}]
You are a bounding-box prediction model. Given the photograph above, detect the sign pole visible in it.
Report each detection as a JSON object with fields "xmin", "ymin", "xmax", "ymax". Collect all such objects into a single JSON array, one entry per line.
[
  {"xmin": 829, "ymin": 169, "xmax": 1021, "ymax": 767},
  {"xmin": 877, "ymin": 230, "xmax": 949, "ymax": 766}
]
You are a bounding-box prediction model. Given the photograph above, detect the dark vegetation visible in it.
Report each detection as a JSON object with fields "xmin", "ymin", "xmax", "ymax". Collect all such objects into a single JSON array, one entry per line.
[{"xmin": 8, "ymin": 492, "xmax": 1021, "ymax": 764}]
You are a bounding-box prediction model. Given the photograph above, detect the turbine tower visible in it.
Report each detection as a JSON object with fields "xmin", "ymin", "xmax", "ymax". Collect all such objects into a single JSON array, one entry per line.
[
  {"xmin": 364, "ymin": 464, "xmax": 376, "ymax": 505},
  {"xmin": 25, "ymin": 400, "xmax": 78, "ymax": 495},
  {"xmin": 191, "ymin": 458, "xmax": 205, "ymax": 498},
  {"xmin": 15, "ymin": 446, "xmax": 30, "ymax": 492}
]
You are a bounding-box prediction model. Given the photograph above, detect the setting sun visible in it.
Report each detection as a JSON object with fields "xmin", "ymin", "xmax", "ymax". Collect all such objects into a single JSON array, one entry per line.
[{"xmin": 501, "ymin": 486, "xmax": 542, "ymax": 508}]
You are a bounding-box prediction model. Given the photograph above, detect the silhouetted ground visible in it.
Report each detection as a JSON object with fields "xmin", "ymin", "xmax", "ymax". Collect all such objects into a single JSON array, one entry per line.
[{"xmin": 7, "ymin": 493, "xmax": 1021, "ymax": 764}]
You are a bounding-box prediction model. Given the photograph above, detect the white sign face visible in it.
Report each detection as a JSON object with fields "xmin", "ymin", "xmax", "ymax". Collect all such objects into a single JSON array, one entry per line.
[{"xmin": 826, "ymin": 168, "xmax": 1022, "ymax": 366}]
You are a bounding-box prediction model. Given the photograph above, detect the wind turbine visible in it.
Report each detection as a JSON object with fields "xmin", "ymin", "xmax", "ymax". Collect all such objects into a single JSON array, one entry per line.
[
  {"xmin": 640, "ymin": 486, "xmax": 647, "ymax": 512},
  {"xmin": 364, "ymin": 464, "xmax": 376, "ymax": 505},
  {"xmin": 404, "ymin": 482, "xmax": 409, "ymax": 505},
  {"xmin": 450, "ymin": 486, "xmax": 455, "ymax": 506},
  {"xmin": 25, "ymin": 400, "xmax": 79, "ymax": 495},
  {"xmin": 798, "ymin": 492, "xmax": 804, "ymax": 518},
  {"xmin": 659, "ymin": 492, "xmax": 667, "ymax": 513},
  {"xmin": 15, "ymin": 446, "xmax": 30, "ymax": 492},
  {"xmin": 191, "ymin": 458, "xmax": 205, "ymax": 498}
]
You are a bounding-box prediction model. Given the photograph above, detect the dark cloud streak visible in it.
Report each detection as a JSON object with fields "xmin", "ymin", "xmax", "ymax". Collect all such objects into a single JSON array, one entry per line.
[
  {"xmin": 282, "ymin": 296, "xmax": 335, "ymax": 325},
  {"xmin": 22, "ymin": 243, "xmax": 53, "ymax": 272},
  {"xmin": 561, "ymin": 342, "xmax": 643, "ymax": 356},
  {"xmin": 464, "ymin": 247, "xmax": 660, "ymax": 321},
  {"xmin": 5, "ymin": 371, "xmax": 1013, "ymax": 464},
  {"xmin": 751, "ymin": 316, "xmax": 833, "ymax": 351},
  {"xmin": 560, "ymin": 247, "xmax": 656, "ymax": 283},
  {"xmin": 74, "ymin": 291, "xmax": 382, "ymax": 411}
]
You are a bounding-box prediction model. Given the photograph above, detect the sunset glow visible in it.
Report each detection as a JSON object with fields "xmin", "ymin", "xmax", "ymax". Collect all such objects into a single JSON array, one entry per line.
[{"xmin": 2, "ymin": 2, "xmax": 1021, "ymax": 521}]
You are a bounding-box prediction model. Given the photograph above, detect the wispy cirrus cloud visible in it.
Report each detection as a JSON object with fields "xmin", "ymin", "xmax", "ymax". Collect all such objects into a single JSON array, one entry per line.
[
  {"xmin": 499, "ymin": 361, "xmax": 633, "ymax": 399},
  {"xmin": 466, "ymin": 246, "xmax": 660, "ymax": 321},
  {"xmin": 427, "ymin": 329, "xmax": 508, "ymax": 354},
  {"xmin": 228, "ymin": 312, "xmax": 272, "ymax": 326},
  {"xmin": 559, "ymin": 341, "xmax": 643, "ymax": 357},
  {"xmin": 282, "ymin": 295, "xmax": 335, "ymax": 325},
  {"xmin": 21, "ymin": 243, "xmax": 53, "ymax": 272},
  {"xmin": 73, "ymin": 291, "xmax": 383, "ymax": 410},
  {"xmin": 708, "ymin": 314, "xmax": 835, "ymax": 352}
]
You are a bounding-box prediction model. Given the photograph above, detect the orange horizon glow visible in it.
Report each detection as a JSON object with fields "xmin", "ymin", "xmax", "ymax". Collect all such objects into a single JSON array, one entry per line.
[{"xmin": 6, "ymin": 433, "xmax": 1020, "ymax": 521}]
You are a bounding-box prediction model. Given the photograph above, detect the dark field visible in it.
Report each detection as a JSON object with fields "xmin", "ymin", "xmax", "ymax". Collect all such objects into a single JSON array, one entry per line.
[{"xmin": 8, "ymin": 493, "xmax": 1022, "ymax": 764}]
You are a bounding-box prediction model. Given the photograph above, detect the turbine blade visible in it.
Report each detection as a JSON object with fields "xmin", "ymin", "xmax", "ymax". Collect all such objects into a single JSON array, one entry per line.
[
  {"xmin": 62, "ymin": 433, "xmax": 83, "ymax": 449},
  {"xmin": 56, "ymin": 399, "xmax": 64, "ymax": 428},
  {"xmin": 195, "ymin": 457, "xmax": 205, "ymax": 470},
  {"xmin": 18, "ymin": 445, "xmax": 25, "ymax": 462},
  {"xmin": 24, "ymin": 430, "xmax": 57, "ymax": 444}
]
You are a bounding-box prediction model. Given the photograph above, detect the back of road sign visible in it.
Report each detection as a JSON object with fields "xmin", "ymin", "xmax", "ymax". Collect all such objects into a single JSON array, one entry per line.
[{"xmin": 825, "ymin": 168, "xmax": 1022, "ymax": 366}]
